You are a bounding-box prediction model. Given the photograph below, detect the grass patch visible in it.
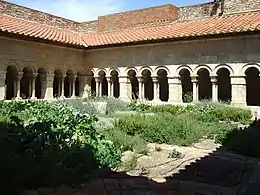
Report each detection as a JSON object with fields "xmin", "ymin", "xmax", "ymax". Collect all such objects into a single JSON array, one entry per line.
[{"xmin": 112, "ymin": 113, "xmax": 227, "ymax": 147}]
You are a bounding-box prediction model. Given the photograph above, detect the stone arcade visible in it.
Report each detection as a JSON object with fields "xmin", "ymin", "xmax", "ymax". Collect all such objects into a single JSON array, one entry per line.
[{"xmin": 0, "ymin": 0, "xmax": 260, "ymax": 107}]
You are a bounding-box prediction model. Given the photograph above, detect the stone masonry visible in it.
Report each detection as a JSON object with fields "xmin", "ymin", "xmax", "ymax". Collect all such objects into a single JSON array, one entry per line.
[{"xmin": 0, "ymin": 0, "xmax": 260, "ymax": 107}]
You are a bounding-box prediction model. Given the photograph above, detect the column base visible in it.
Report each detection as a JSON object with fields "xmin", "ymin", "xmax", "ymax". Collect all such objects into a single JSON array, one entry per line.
[
  {"xmin": 167, "ymin": 100, "xmax": 183, "ymax": 105},
  {"xmin": 30, "ymin": 97, "xmax": 37, "ymax": 100},
  {"xmin": 15, "ymin": 97, "xmax": 22, "ymax": 100},
  {"xmin": 231, "ymin": 102, "xmax": 247, "ymax": 108}
]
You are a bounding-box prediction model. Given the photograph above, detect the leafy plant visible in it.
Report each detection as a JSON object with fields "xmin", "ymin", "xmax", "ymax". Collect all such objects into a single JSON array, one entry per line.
[
  {"xmin": 0, "ymin": 100, "xmax": 121, "ymax": 194},
  {"xmin": 183, "ymin": 91, "xmax": 193, "ymax": 103}
]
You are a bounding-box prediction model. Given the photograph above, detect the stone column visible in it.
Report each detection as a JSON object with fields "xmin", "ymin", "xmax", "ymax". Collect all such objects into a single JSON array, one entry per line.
[
  {"xmin": 0, "ymin": 71, "xmax": 6, "ymax": 100},
  {"xmin": 107, "ymin": 76, "xmax": 112, "ymax": 97},
  {"xmin": 45, "ymin": 73, "xmax": 54, "ymax": 100},
  {"xmin": 119, "ymin": 76, "xmax": 129, "ymax": 101},
  {"xmin": 111, "ymin": 78, "xmax": 115, "ymax": 97},
  {"xmin": 191, "ymin": 76, "xmax": 199, "ymax": 102},
  {"xmin": 71, "ymin": 75, "xmax": 76, "ymax": 98},
  {"xmin": 231, "ymin": 76, "xmax": 247, "ymax": 107},
  {"xmin": 211, "ymin": 76, "xmax": 218, "ymax": 101},
  {"xmin": 60, "ymin": 74, "xmax": 66, "ymax": 98},
  {"xmin": 152, "ymin": 76, "xmax": 159, "ymax": 102},
  {"xmin": 137, "ymin": 77, "xmax": 143, "ymax": 100},
  {"xmin": 16, "ymin": 72, "xmax": 23, "ymax": 99},
  {"xmin": 31, "ymin": 73, "xmax": 37, "ymax": 99},
  {"xmin": 168, "ymin": 76, "xmax": 183, "ymax": 104},
  {"xmin": 28, "ymin": 76, "xmax": 32, "ymax": 99},
  {"xmin": 94, "ymin": 77, "xmax": 100, "ymax": 97},
  {"xmin": 99, "ymin": 77, "xmax": 103, "ymax": 97}
]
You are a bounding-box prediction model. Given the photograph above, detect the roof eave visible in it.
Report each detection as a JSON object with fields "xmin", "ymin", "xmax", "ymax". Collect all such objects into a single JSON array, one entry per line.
[{"xmin": 85, "ymin": 30, "xmax": 260, "ymax": 50}]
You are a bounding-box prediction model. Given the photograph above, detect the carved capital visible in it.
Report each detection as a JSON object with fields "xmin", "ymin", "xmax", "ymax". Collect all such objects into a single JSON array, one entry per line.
[
  {"xmin": 190, "ymin": 76, "xmax": 198, "ymax": 83},
  {"xmin": 17, "ymin": 72, "xmax": 23, "ymax": 80}
]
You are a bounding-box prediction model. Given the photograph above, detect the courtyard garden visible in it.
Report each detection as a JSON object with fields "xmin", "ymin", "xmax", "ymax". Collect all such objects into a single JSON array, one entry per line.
[{"xmin": 0, "ymin": 97, "xmax": 259, "ymax": 194}]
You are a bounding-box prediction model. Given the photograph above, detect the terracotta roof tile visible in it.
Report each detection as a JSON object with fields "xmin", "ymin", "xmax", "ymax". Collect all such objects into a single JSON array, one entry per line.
[
  {"xmin": 1, "ymin": 10, "xmax": 260, "ymax": 47},
  {"xmin": 82, "ymin": 11, "xmax": 260, "ymax": 46},
  {"xmin": 0, "ymin": 15, "xmax": 84, "ymax": 46}
]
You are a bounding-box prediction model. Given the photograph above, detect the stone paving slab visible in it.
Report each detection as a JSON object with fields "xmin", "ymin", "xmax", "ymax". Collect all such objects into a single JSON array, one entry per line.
[{"xmin": 24, "ymin": 178, "xmax": 238, "ymax": 195}]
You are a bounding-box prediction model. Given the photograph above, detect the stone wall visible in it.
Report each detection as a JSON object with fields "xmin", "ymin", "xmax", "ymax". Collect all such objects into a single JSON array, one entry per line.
[
  {"xmin": 179, "ymin": 2, "xmax": 220, "ymax": 20},
  {"xmin": 0, "ymin": 37, "xmax": 88, "ymax": 73},
  {"xmin": 224, "ymin": 0, "xmax": 260, "ymax": 13},
  {"xmin": 97, "ymin": 5, "xmax": 178, "ymax": 32},
  {"xmin": 86, "ymin": 35, "xmax": 260, "ymax": 74}
]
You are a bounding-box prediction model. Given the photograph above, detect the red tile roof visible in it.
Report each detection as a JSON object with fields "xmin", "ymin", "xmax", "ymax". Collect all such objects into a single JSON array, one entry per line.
[
  {"xmin": 0, "ymin": 15, "xmax": 85, "ymax": 46},
  {"xmin": 1, "ymin": 10, "xmax": 260, "ymax": 47},
  {"xmin": 82, "ymin": 11, "xmax": 260, "ymax": 46}
]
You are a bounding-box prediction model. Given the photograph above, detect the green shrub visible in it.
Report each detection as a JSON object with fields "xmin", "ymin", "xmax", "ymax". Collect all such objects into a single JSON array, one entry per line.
[
  {"xmin": 113, "ymin": 113, "xmax": 218, "ymax": 146},
  {"xmin": 104, "ymin": 128, "xmax": 148, "ymax": 154},
  {"xmin": 0, "ymin": 100, "xmax": 121, "ymax": 194},
  {"xmin": 210, "ymin": 107, "xmax": 252, "ymax": 123},
  {"xmin": 150, "ymin": 105, "xmax": 185, "ymax": 115},
  {"xmin": 58, "ymin": 98, "xmax": 98, "ymax": 115},
  {"xmin": 183, "ymin": 91, "xmax": 193, "ymax": 103}
]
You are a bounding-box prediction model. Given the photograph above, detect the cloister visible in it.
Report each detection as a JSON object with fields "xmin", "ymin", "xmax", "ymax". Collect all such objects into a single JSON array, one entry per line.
[
  {"xmin": 3, "ymin": 63, "xmax": 260, "ymax": 107},
  {"xmin": 0, "ymin": 0, "xmax": 260, "ymax": 108}
]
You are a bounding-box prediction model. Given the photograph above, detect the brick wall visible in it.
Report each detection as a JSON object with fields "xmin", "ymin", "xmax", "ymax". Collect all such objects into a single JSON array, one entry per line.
[
  {"xmin": 224, "ymin": 0, "xmax": 260, "ymax": 13},
  {"xmin": 1, "ymin": 0, "xmax": 260, "ymax": 34},
  {"xmin": 0, "ymin": 0, "xmax": 97, "ymax": 32},
  {"xmin": 97, "ymin": 5, "xmax": 178, "ymax": 32}
]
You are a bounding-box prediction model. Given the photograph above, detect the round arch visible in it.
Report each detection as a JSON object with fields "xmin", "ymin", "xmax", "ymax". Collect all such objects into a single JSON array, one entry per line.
[
  {"xmin": 108, "ymin": 68, "xmax": 121, "ymax": 77},
  {"xmin": 241, "ymin": 63, "xmax": 260, "ymax": 75},
  {"xmin": 5, "ymin": 66, "xmax": 18, "ymax": 100},
  {"xmin": 176, "ymin": 65, "xmax": 193, "ymax": 76},
  {"xmin": 213, "ymin": 64, "xmax": 234, "ymax": 76},
  {"xmin": 127, "ymin": 68, "xmax": 139, "ymax": 100},
  {"xmin": 140, "ymin": 66, "xmax": 153, "ymax": 76},
  {"xmin": 155, "ymin": 66, "xmax": 170, "ymax": 76},
  {"xmin": 194, "ymin": 65, "xmax": 212, "ymax": 76}
]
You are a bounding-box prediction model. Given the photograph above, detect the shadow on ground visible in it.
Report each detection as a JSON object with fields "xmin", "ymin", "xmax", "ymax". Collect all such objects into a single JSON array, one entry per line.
[{"xmin": 3, "ymin": 119, "xmax": 260, "ymax": 195}]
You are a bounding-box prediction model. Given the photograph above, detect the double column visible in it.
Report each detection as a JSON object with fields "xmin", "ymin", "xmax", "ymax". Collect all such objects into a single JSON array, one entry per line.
[
  {"xmin": 137, "ymin": 76, "xmax": 144, "ymax": 100},
  {"xmin": 191, "ymin": 75, "xmax": 219, "ymax": 102},
  {"xmin": 152, "ymin": 76, "xmax": 160, "ymax": 102}
]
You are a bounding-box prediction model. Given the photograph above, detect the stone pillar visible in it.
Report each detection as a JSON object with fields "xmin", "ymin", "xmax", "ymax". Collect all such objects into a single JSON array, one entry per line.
[
  {"xmin": 45, "ymin": 73, "xmax": 54, "ymax": 100},
  {"xmin": 31, "ymin": 73, "xmax": 37, "ymax": 99},
  {"xmin": 99, "ymin": 77, "xmax": 103, "ymax": 97},
  {"xmin": 78, "ymin": 75, "xmax": 86, "ymax": 98},
  {"xmin": 39, "ymin": 74, "xmax": 46, "ymax": 99},
  {"xmin": 168, "ymin": 76, "xmax": 183, "ymax": 104},
  {"xmin": 16, "ymin": 72, "xmax": 23, "ymax": 99},
  {"xmin": 0, "ymin": 71, "xmax": 6, "ymax": 100},
  {"xmin": 107, "ymin": 76, "xmax": 112, "ymax": 97},
  {"xmin": 94, "ymin": 77, "xmax": 100, "ymax": 97},
  {"xmin": 152, "ymin": 76, "xmax": 159, "ymax": 101},
  {"xmin": 211, "ymin": 76, "xmax": 218, "ymax": 101},
  {"xmin": 60, "ymin": 74, "xmax": 65, "ymax": 98},
  {"xmin": 119, "ymin": 76, "xmax": 129, "ymax": 101},
  {"xmin": 137, "ymin": 77, "xmax": 143, "ymax": 100},
  {"xmin": 111, "ymin": 78, "xmax": 115, "ymax": 97},
  {"xmin": 28, "ymin": 76, "xmax": 32, "ymax": 99},
  {"xmin": 191, "ymin": 76, "xmax": 199, "ymax": 102},
  {"xmin": 231, "ymin": 76, "xmax": 247, "ymax": 107},
  {"xmin": 72, "ymin": 75, "xmax": 76, "ymax": 98},
  {"xmin": 82, "ymin": 75, "xmax": 92, "ymax": 98}
]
